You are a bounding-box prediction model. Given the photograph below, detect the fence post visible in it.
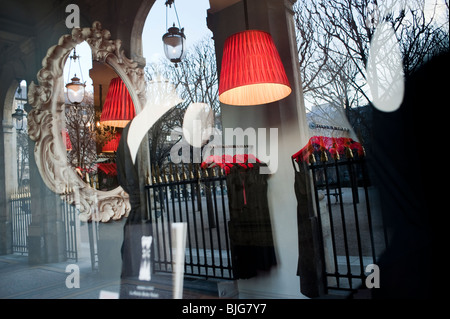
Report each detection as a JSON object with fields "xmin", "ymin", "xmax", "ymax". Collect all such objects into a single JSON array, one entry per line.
[
  {"xmin": 293, "ymin": 159, "xmax": 326, "ymax": 297},
  {"xmin": 204, "ymin": 168, "xmax": 216, "ymax": 229}
]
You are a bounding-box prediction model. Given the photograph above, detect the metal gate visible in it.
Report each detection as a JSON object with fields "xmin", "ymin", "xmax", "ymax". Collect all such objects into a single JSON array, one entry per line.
[
  {"xmin": 146, "ymin": 164, "xmax": 234, "ymax": 280},
  {"xmin": 9, "ymin": 188, "xmax": 32, "ymax": 254},
  {"xmin": 9, "ymin": 188, "xmax": 78, "ymax": 261},
  {"xmin": 307, "ymin": 150, "xmax": 389, "ymax": 293},
  {"xmin": 61, "ymin": 201, "xmax": 79, "ymax": 261}
]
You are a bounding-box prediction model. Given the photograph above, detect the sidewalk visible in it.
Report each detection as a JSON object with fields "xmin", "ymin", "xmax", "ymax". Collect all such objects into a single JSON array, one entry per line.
[
  {"xmin": 0, "ymin": 253, "xmax": 120, "ymax": 299},
  {"xmin": 0, "ymin": 253, "xmax": 222, "ymax": 299}
]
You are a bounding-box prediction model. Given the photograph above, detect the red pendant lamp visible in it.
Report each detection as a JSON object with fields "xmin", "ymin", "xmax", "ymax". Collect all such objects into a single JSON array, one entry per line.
[
  {"xmin": 102, "ymin": 132, "xmax": 121, "ymax": 153},
  {"xmin": 100, "ymin": 77, "xmax": 136, "ymax": 127},
  {"xmin": 219, "ymin": 29, "xmax": 292, "ymax": 106}
]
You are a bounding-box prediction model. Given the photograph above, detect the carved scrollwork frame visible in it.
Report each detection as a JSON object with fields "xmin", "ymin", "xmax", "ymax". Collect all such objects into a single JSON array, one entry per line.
[{"xmin": 27, "ymin": 21, "xmax": 146, "ymax": 222}]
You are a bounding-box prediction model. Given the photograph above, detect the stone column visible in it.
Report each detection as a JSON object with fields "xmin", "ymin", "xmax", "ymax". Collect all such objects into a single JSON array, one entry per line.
[
  {"xmin": 27, "ymin": 137, "xmax": 67, "ymax": 264},
  {"xmin": 0, "ymin": 121, "xmax": 17, "ymax": 255},
  {"xmin": 208, "ymin": 0, "xmax": 311, "ymax": 298}
]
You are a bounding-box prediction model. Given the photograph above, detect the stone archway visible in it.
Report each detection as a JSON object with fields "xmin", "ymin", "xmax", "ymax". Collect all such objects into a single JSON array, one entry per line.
[
  {"xmin": 130, "ymin": 0, "xmax": 157, "ymax": 67},
  {"xmin": 0, "ymin": 79, "xmax": 22, "ymax": 254}
]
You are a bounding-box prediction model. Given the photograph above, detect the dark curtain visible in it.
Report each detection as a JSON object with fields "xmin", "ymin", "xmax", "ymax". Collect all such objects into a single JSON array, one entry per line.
[{"xmin": 365, "ymin": 51, "xmax": 449, "ymax": 299}]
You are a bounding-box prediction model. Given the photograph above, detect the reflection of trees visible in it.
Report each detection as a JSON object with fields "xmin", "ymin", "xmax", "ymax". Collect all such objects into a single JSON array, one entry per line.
[
  {"xmin": 65, "ymin": 90, "xmax": 97, "ymax": 173},
  {"xmin": 16, "ymin": 130, "xmax": 29, "ymax": 188},
  {"xmin": 65, "ymin": 88, "xmax": 124, "ymax": 190},
  {"xmin": 294, "ymin": 0, "xmax": 449, "ymax": 139}
]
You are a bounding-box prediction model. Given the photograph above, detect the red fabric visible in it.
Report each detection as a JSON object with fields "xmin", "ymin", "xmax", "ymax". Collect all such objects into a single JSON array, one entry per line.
[
  {"xmin": 100, "ymin": 77, "xmax": 136, "ymax": 126},
  {"xmin": 97, "ymin": 163, "xmax": 117, "ymax": 176},
  {"xmin": 292, "ymin": 136, "xmax": 364, "ymax": 163},
  {"xmin": 219, "ymin": 30, "xmax": 290, "ymax": 95},
  {"xmin": 102, "ymin": 132, "xmax": 121, "ymax": 153},
  {"xmin": 201, "ymin": 154, "xmax": 261, "ymax": 175},
  {"xmin": 62, "ymin": 129, "xmax": 72, "ymax": 151}
]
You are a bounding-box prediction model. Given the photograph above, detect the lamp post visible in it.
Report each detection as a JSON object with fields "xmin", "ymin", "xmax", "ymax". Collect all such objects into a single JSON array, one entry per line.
[
  {"xmin": 162, "ymin": 0, "xmax": 186, "ymax": 66},
  {"xmin": 66, "ymin": 75, "xmax": 86, "ymax": 104},
  {"xmin": 12, "ymin": 84, "xmax": 27, "ymax": 132},
  {"xmin": 65, "ymin": 48, "xmax": 86, "ymax": 104},
  {"xmin": 12, "ymin": 107, "xmax": 25, "ymax": 131}
]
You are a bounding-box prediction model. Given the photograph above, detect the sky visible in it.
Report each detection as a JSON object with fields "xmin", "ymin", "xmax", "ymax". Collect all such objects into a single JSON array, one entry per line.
[
  {"xmin": 64, "ymin": 0, "xmax": 448, "ymax": 96},
  {"xmin": 63, "ymin": 0, "xmax": 212, "ymax": 93},
  {"xmin": 142, "ymin": 0, "xmax": 212, "ymax": 64}
]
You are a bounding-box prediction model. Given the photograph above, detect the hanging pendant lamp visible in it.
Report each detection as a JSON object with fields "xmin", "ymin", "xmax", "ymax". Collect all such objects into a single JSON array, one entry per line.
[
  {"xmin": 162, "ymin": 0, "xmax": 186, "ymax": 66},
  {"xmin": 100, "ymin": 77, "xmax": 136, "ymax": 128},
  {"xmin": 219, "ymin": 30, "xmax": 291, "ymax": 106},
  {"xmin": 65, "ymin": 48, "xmax": 86, "ymax": 104}
]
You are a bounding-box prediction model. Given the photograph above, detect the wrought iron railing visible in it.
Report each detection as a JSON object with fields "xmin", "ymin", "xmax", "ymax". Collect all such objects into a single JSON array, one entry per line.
[
  {"xmin": 9, "ymin": 187, "xmax": 79, "ymax": 261},
  {"xmin": 307, "ymin": 150, "xmax": 389, "ymax": 292},
  {"xmin": 9, "ymin": 187, "xmax": 32, "ymax": 254},
  {"xmin": 145, "ymin": 164, "xmax": 234, "ymax": 280}
]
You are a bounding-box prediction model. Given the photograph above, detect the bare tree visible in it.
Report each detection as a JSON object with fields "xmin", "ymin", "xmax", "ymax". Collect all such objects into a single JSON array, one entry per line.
[
  {"xmin": 65, "ymin": 90, "xmax": 97, "ymax": 173},
  {"xmin": 294, "ymin": 0, "xmax": 449, "ymax": 146},
  {"xmin": 295, "ymin": 0, "xmax": 449, "ymax": 109},
  {"xmin": 16, "ymin": 130, "xmax": 29, "ymax": 187}
]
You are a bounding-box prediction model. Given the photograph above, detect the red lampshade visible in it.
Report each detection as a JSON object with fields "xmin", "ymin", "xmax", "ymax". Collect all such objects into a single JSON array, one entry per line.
[
  {"xmin": 219, "ymin": 30, "xmax": 291, "ymax": 106},
  {"xmin": 100, "ymin": 77, "xmax": 136, "ymax": 127},
  {"xmin": 102, "ymin": 132, "xmax": 121, "ymax": 153}
]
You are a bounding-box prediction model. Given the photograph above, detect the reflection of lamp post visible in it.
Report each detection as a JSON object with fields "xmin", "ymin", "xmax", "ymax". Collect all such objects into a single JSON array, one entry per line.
[
  {"xmin": 12, "ymin": 108, "xmax": 25, "ymax": 131},
  {"xmin": 65, "ymin": 48, "xmax": 86, "ymax": 104},
  {"xmin": 12, "ymin": 84, "xmax": 27, "ymax": 132},
  {"xmin": 162, "ymin": 0, "xmax": 186, "ymax": 66},
  {"xmin": 66, "ymin": 75, "xmax": 86, "ymax": 104}
]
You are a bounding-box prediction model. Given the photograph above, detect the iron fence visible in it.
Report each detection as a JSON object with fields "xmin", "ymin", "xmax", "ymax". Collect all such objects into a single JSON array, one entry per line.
[
  {"xmin": 307, "ymin": 152, "xmax": 389, "ymax": 293},
  {"xmin": 61, "ymin": 200, "xmax": 79, "ymax": 261},
  {"xmin": 9, "ymin": 188, "xmax": 78, "ymax": 261},
  {"xmin": 145, "ymin": 164, "xmax": 234, "ymax": 280},
  {"xmin": 9, "ymin": 188, "xmax": 32, "ymax": 254}
]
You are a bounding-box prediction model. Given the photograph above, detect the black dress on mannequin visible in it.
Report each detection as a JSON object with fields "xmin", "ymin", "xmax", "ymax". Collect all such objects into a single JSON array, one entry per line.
[
  {"xmin": 116, "ymin": 123, "xmax": 156, "ymax": 298},
  {"xmin": 226, "ymin": 163, "xmax": 277, "ymax": 279}
]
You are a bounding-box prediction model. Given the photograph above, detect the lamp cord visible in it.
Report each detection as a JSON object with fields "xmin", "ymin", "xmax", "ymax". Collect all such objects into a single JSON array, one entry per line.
[
  {"xmin": 66, "ymin": 47, "xmax": 85, "ymax": 84},
  {"xmin": 165, "ymin": 0, "xmax": 182, "ymax": 29},
  {"xmin": 173, "ymin": 2, "xmax": 182, "ymax": 29}
]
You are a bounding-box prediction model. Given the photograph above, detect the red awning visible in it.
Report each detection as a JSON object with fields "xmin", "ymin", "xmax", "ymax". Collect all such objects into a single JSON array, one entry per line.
[
  {"xmin": 292, "ymin": 136, "xmax": 364, "ymax": 163},
  {"xmin": 97, "ymin": 163, "xmax": 117, "ymax": 176},
  {"xmin": 201, "ymin": 154, "xmax": 261, "ymax": 175}
]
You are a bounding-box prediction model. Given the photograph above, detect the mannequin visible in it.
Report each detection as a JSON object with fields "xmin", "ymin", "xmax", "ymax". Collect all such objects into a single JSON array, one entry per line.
[
  {"xmin": 116, "ymin": 78, "xmax": 183, "ymax": 298},
  {"xmin": 127, "ymin": 78, "xmax": 184, "ymax": 165}
]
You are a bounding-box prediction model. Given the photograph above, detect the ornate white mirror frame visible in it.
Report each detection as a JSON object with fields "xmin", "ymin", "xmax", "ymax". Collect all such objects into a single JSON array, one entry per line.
[{"xmin": 27, "ymin": 22, "xmax": 146, "ymax": 222}]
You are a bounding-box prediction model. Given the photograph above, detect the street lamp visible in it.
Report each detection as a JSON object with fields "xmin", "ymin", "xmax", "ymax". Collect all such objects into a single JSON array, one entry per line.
[
  {"xmin": 162, "ymin": 0, "xmax": 186, "ymax": 66},
  {"xmin": 65, "ymin": 48, "xmax": 86, "ymax": 104},
  {"xmin": 12, "ymin": 84, "xmax": 27, "ymax": 131},
  {"xmin": 12, "ymin": 108, "xmax": 25, "ymax": 131},
  {"xmin": 66, "ymin": 75, "xmax": 86, "ymax": 104}
]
